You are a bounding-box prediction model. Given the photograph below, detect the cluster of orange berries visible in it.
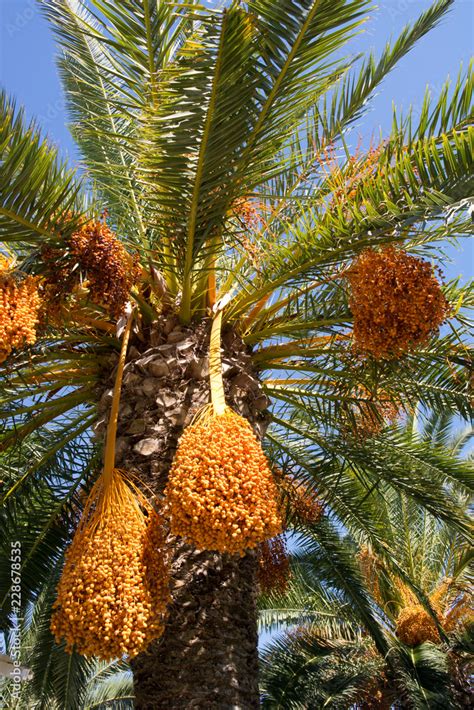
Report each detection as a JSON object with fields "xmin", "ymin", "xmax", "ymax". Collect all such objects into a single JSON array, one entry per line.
[
  {"xmin": 278, "ymin": 473, "xmax": 324, "ymax": 526},
  {"xmin": 165, "ymin": 409, "xmax": 282, "ymax": 553},
  {"xmin": 0, "ymin": 263, "xmax": 41, "ymax": 364},
  {"xmin": 396, "ymin": 580, "xmax": 474, "ymax": 647},
  {"xmin": 359, "ymin": 548, "xmax": 470, "ymax": 648},
  {"xmin": 346, "ymin": 246, "xmax": 449, "ymax": 358},
  {"xmin": 291, "ymin": 484, "xmax": 324, "ymax": 525},
  {"xmin": 358, "ymin": 555, "xmax": 441, "ymax": 647},
  {"xmin": 70, "ymin": 220, "xmax": 140, "ymax": 316},
  {"xmin": 51, "ymin": 470, "xmax": 169, "ymax": 660},
  {"xmin": 258, "ymin": 535, "xmax": 291, "ymax": 594},
  {"xmin": 43, "ymin": 218, "xmax": 140, "ymax": 318},
  {"xmin": 359, "ymin": 546, "xmax": 443, "ymax": 647},
  {"xmin": 346, "ymin": 387, "xmax": 400, "ymax": 439},
  {"xmin": 396, "ymin": 604, "xmax": 441, "ymax": 647}
]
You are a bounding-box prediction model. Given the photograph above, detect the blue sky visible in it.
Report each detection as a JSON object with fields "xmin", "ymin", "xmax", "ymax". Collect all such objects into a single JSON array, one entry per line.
[{"xmin": 0, "ymin": 0, "xmax": 473, "ymax": 277}]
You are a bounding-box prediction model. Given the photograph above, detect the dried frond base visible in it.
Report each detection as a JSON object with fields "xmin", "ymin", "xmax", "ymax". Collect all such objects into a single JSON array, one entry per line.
[
  {"xmin": 51, "ymin": 469, "xmax": 169, "ymax": 660},
  {"xmin": 165, "ymin": 408, "xmax": 282, "ymax": 553}
]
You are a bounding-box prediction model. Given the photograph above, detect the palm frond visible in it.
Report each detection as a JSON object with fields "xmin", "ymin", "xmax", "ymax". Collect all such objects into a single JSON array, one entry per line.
[
  {"xmin": 259, "ymin": 624, "xmax": 384, "ymax": 709},
  {"xmin": 41, "ymin": 0, "xmax": 196, "ymax": 247},
  {"xmin": 0, "ymin": 90, "xmax": 85, "ymax": 250},
  {"xmin": 314, "ymin": 0, "xmax": 457, "ymax": 145}
]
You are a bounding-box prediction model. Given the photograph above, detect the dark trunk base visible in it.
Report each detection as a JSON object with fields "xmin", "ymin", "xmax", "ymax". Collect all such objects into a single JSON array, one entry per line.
[{"xmin": 131, "ymin": 549, "xmax": 260, "ymax": 709}]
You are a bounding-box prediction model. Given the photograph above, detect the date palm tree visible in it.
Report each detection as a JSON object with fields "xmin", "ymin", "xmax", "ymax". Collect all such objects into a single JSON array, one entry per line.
[
  {"xmin": 259, "ymin": 411, "xmax": 473, "ymax": 708},
  {"xmin": 1, "ymin": 0, "xmax": 473, "ymax": 706}
]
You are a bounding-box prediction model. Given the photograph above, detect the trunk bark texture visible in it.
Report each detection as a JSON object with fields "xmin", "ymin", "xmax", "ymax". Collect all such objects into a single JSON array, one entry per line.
[{"xmin": 95, "ymin": 314, "xmax": 270, "ymax": 709}]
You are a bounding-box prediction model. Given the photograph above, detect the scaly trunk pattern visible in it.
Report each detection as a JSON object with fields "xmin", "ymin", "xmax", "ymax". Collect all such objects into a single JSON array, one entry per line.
[{"xmin": 95, "ymin": 314, "xmax": 270, "ymax": 708}]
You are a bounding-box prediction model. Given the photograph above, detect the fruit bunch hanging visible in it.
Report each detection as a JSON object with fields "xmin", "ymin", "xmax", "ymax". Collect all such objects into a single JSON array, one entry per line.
[
  {"xmin": 394, "ymin": 578, "xmax": 473, "ymax": 647},
  {"xmin": 165, "ymin": 311, "xmax": 282, "ymax": 554},
  {"xmin": 353, "ymin": 398, "xmax": 400, "ymax": 439},
  {"xmin": 346, "ymin": 246, "xmax": 449, "ymax": 358},
  {"xmin": 51, "ymin": 312, "xmax": 169, "ymax": 660},
  {"xmin": 42, "ymin": 217, "xmax": 141, "ymax": 318},
  {"xmin": 0, "ymin": 259, "xmax": 41, "ymax": 364},
  {"xmin": 277, "ymin": 471, "xmax": 324, "ymax": 526},
  {"xmin": 291, "ymin": 483, "xmax": 324, "ymax": 525},
  {"xmin": 165, "ymin": 407, "xmax": 282, "ymax": 553},
  {"xmin": 258, "ymin": 535, "xmax": 290, "ymax": 594},
  {"xmin": 359, "ymin": 546, "xmax": 442, "ymax": 647},
  {"xmin": 231, "ymin": 197, "xmax": 260, "ymax": 230},
  {"xmin": 395, "ymin": 603, "xmax": 441, "ymax": 647},
  {"xmin": 358, "ymin": 549, "xmax": 470, "ymax": 648},
  {"xmin": 344, "ymin": 386, "xmax": 400, "ymax": 439},
  {"xmin": 51, "ymin": 469, "xmax": 169, "ymax": 660},
  {"xmin": 358, "ymin": 545, "xmax": 384, "ymax": 609}
]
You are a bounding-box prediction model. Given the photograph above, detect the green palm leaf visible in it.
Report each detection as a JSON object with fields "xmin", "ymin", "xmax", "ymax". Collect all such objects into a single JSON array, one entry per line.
[{"xmin": 0, "ymin": 91, "xmax": 85, "ymax": 249}]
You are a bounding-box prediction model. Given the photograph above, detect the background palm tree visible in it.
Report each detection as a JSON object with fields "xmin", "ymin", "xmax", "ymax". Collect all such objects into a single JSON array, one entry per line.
[
  {"xmin": 0, "ymin": 578, "xmax": 133, "ymax": 709},
  {"xmin": 259, "ymin": 410, "xmax": 473, "ymax": 708},
  {"xmin": 0, "ymin": 0, "xmax": 472, "ymax": 706}
]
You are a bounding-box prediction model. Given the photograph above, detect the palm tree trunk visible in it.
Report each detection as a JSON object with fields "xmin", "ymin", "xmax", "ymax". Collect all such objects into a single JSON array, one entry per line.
[
  {"xmin": 132, "ymin": 547, "xmax": 259, "ymax": 709},
  {"xmin": 95, "ymin": 315, "xmax": 269, "ymax": 708}
]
